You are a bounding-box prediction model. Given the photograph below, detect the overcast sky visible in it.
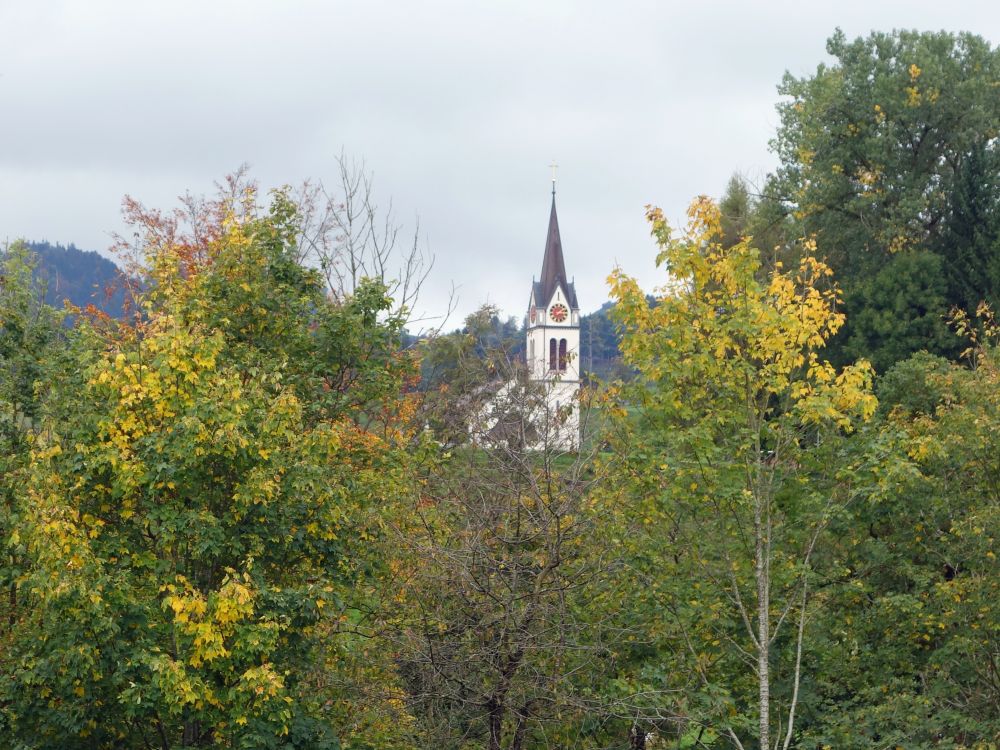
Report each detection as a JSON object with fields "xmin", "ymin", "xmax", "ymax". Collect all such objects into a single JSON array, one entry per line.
[{"xmin": 1, "ymin": 1, "xmax": 997, "ymax": 326}]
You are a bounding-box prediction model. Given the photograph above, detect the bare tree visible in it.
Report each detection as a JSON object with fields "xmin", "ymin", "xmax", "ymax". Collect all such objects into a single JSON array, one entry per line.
[
  {"xmin": 112, "ymin": 158, "xmax": 452, "ymax": 334},
  {"xmin": 391, "ymin": 343, "xmax": 618, "ymax": 749},
  {"xmin": 291, "ymin": 152, "xmax": 454, "ymax": 332}
]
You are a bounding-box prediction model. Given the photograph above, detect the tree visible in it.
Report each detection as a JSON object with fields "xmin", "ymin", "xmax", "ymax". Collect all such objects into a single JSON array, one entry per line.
[
  {"xmin": 607, "ymin": 197, "xmax": 876, "ymax": 748},
  {"xmin": 766, "ymin": 29, "xmax": 1000, "ymax": 369},
  {"xmin": 0, "ymin": 241, "xmax": 65, "ymax": 645},
  {"xmin": 392, "ymin": 336, "xmax": 616, "ymax": 750},
  {"xmin": 288, "ymin": 154, "xmax": 449, "ymax": 331},
  {"xmin": 935, "ymin": 142, "xmax": 1000, "ymax": 316},
  {"xmin": 26, "ymin": 240, "xmax": 129, "ymax": 318},
  {"xmin": 580, "ymin": 301, "xmax": 628, "ymax": 381},
  {"xmin": 842, "ymin": 248, "xmax": 960, "ymax": 372},
  {"xmin": 0, "ymin": 182, "xmax": 418, "ymax": 748},
  {"xmin": 719, "ymin": 174, "xmax": 754, "ymax": 251},
  {"xmin": 799, "ymin": 334, "xmax": 1000, "ymax": 747}
]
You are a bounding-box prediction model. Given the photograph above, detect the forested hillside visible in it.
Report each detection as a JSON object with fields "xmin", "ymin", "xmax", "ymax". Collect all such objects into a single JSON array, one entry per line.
[
  {"xmin": 25, "ymin": 241, "xmax": 128, "ymax": 318},
  {"xmin": 2, "ymin": 26, "xmax": 1000, "ymax": 750},
  {"xmin": 580, "ymin": 301, "xmax": 625, "ymax": 379}
]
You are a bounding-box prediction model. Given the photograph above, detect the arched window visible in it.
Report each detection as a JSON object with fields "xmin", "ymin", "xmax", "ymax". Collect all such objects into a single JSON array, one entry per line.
[
  {"xmin": 529, "ymin": 339, "xmax": 535, "ymax": 369},
  {"xmin": 549, "ymin": 338, "xmax": 557, "ymax": 371},
  {"xmin": 559, "ymin": 339, "xmax": 568, "ymax": 371}
]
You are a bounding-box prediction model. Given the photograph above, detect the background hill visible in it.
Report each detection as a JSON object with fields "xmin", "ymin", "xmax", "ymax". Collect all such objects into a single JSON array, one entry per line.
[
  {"xmin": 580, "ymin": 301, "xmax": 626, "ymax": 380},
  {"xmin": 23, "ymin": 241, "xmax": 127, "ymax": 318}
]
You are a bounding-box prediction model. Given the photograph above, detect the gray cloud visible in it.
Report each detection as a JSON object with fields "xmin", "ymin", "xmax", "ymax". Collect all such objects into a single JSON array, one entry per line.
[{"xmin": 1, "ymin": 0, "xmax": 997, "ymax": 325}]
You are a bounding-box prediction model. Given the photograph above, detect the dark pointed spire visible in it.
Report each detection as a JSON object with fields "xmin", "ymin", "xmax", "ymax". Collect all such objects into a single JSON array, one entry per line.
[
  {"xmin": 539, "ymin": 195, "xmax": 566, "ymax": 293},
  {"xmin": 534, "ymin": 194, "xmax": 578, "ymax": 310}
]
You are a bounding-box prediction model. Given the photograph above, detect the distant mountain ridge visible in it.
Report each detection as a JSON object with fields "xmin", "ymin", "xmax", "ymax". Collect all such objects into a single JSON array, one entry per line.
[{"xmin": 25, "ymin": 241, "xmax": 127, "ymax": 318}]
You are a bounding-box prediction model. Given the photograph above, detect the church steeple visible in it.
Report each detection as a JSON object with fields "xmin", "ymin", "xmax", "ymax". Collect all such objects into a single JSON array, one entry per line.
[
  {"xmin": 534, "ymin": 195, "xmax": 578, "ymax": 310},
  {"xmin": 524, "ymin": 177, "xmax": 582, "ymax": 451}
]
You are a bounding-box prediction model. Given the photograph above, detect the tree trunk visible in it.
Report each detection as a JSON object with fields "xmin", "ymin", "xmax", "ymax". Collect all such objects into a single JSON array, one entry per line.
[
  {"xmin": 7, "ymin": 578, "xmax": 16, "ymax": 631},
  {"xmin": 511, "ymin": 704, "xmax": 530, "ymax": 750},
  {"xmin": 487, "ymin": 698, "xmax": 503, "ymax": 750},
  {"xmin": 628, "ymin": 724, "xmax": 646, "ymax": 749},
  {"xmin": 756, "ymin": 496, "xmax": 770, "ymax": 750}
]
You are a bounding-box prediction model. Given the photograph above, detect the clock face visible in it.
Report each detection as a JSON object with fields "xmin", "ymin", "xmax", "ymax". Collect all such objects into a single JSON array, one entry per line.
[{"xmin": 549, "ymin": 303, "xmax": 568, "ymax": 323}]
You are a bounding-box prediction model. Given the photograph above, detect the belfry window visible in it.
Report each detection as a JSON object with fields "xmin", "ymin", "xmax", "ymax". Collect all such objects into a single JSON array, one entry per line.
[
  {"xmin": 549, "ymin": 338, "xmax": 557, "ymax": 371},
  {"xmin": 559, "ymin": 339, "xmax": 567, "ymax": 371}
]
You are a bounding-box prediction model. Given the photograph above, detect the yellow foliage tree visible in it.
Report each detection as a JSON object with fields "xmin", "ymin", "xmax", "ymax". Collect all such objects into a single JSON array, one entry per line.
[
  {"xmin": 607, "ymin": 197, "xmax": 876, "ymax": 749},
  {"xmin": 3, "ymin": 182, "xmax": 419, "ymax": 748}
]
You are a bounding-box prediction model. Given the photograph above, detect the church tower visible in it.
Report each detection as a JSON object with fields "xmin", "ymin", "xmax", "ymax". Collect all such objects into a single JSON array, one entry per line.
[{"xmin": 525, "ymin": 185, "xmax": 580, "ymax": 450}]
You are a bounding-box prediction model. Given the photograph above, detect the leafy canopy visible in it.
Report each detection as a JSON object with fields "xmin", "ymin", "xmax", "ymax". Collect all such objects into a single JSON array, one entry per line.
[{"xmin": 1, "ymin": 185, "xmax": 416, "ymax": 749}]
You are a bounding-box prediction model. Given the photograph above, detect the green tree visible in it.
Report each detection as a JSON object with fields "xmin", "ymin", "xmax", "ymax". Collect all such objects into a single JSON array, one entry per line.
[
  {"xmin": 607, "ymin": 198, "xmax": 875, "ymax": 749},
  {"xmin": 842, "ymin": 249, "xmax": 960, "ymax": 371},
  {"xmin": 0, "ymin": 241, "xmax": 65, "ymax": 647},
  {"xmin": 719, "ymin": 174, "xmax": 754, "ymax": 251},
  {"xmin": 1, "ymin": 184, "xmax": 417, "ymax": 748},
  {"xmin": 767, "ymin": 28, "xmax": 1000, "ymax": 369},
  {"xmin": 418, "ymin": 306, "xmax": 524, "ymax": 394},
  {"xmin": 580, "ymin": 301, "xmax": 629, "ymax": 381},
  {"xmin": 935, "ymin": 142, "xmax": 1000, "ymax": 315},
  {"xmin": 800, "ymin": 339, "xmax": 1000, "ymax": 747}
]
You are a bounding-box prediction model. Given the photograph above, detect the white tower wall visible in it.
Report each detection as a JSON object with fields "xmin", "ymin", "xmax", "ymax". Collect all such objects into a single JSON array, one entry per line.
[{"xmin": 526, "ymin": 292, "xmax": 580, "ymax": 450}]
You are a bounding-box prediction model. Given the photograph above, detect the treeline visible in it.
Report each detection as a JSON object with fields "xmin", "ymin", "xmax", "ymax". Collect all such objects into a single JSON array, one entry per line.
[{"xmin": 1, "ymin": 26, "xmax": 999, "ymax": 750}]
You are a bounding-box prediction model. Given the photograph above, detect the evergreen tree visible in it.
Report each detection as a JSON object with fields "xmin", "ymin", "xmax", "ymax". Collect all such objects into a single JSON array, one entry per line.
[{"xmin": 935, "ymin": 141, "xmax": 1000, "ymax": 314}]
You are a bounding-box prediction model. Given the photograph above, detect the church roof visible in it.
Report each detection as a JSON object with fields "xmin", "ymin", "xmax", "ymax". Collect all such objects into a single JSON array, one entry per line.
[{"xmin": 534, "ymin": 194, "xmax": 578, "ymax": 309}]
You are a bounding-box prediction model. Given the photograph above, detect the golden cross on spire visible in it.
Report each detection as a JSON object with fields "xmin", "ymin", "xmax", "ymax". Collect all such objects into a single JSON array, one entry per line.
[{"xmin": 549, "ymin": 161, "xmax": 558, "ymax": 194}]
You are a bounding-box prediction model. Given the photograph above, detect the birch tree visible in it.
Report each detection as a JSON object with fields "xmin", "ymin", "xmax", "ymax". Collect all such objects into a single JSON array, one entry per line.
[{"xmin": 608, "ymin": 198, "xmax": 876, "ymax": 749}]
